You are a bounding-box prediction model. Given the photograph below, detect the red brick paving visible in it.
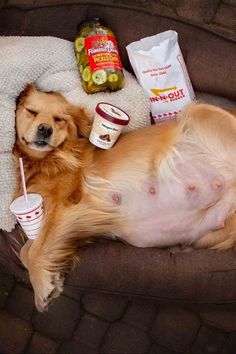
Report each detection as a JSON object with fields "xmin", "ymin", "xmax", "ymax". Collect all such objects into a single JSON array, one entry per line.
[
  {"xmin": 26, "ymin": 332, "xmax": 59, "ymax": 354},
  {"xmin": 0, "ymin": 270, "xmax": 236, "ymax": 353}
]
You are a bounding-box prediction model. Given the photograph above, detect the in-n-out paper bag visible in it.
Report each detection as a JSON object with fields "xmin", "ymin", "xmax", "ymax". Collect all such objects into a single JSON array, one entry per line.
[{"xmin": 126, "ymin": 30, "xmax": 195, "ymax": 123}]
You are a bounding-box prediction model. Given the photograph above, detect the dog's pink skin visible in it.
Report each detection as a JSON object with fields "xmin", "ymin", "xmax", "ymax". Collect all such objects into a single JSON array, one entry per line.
[{"xmin": 116, "ymin": 160, "xmax": 230, "ymax": 247}]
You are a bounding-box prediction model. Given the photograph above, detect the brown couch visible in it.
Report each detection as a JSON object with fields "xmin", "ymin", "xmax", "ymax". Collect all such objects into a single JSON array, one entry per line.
[{"xmin": 1, "ymin": 0, "xmax": 236, "ymax": 308}]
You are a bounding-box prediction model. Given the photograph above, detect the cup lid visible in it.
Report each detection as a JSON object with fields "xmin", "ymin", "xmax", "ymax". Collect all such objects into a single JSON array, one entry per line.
[
  {"xmin": 10, "ymin": 193, "xmax": 43, "ymax": 214},
  {"xmin": 77, "ymin": 17, "xmax": 106, "ymax": 31},
  {"xmin": 96, "ymin": 102, "xmax": 130, "ymax": 126}
]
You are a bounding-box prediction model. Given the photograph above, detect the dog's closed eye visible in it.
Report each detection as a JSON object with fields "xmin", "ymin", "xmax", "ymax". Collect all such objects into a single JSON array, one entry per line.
[
  {"xmin": 25, "ymin": 107, "xmax": 37, "ymax": 116},
  {"xmin": 54, "ymin": 114, "xmax": 71, "ymax": 122},
  {"xmin": 54, "ymin": 117, "xmax": 62, "ymax": 122}
]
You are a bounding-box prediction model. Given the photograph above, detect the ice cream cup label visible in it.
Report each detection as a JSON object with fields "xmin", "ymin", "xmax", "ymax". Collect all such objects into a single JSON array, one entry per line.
[
  {"xmin": 89, "ymin": 102, "xmax": 129, "ymax": 149},
  {"xmin": 10, "ymin": 193, "xmax": 44, "ymax": 240}
]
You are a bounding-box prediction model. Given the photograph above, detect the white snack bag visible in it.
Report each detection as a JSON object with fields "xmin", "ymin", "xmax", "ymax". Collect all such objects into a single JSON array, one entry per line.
[{"xmin": 126, "ymin": 30, "xmax": 195, "ymax": 123}]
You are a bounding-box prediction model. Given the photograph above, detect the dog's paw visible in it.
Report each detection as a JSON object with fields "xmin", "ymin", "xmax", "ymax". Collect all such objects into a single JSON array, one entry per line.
[{"xmin": 32, "ymin": 271, "xmax": 65, "ymax": 312}]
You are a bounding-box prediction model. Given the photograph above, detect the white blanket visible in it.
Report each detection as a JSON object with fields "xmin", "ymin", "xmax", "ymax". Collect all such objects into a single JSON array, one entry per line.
[
  {"xmin": 1, "ymin": 37, "xmax": 235, "ymax": 232},
  {"xmin": 0, "ymin": 36, "xmax": 151, "ymax": 232}
]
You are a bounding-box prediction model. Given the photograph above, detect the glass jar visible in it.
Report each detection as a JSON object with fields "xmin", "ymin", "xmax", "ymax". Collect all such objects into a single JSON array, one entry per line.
[{"xmin": 74, "ymin": 18, "xmax": 125, "ymax": 94}]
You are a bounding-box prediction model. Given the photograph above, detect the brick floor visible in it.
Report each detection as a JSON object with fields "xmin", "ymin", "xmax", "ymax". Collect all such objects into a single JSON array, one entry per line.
[
  {"xmin": 223, "ymin": 332, "xmax": 236, "ymax": 354},
  {"xmin": 32, "ymin": 294, "xmax": 80, "ymax": 340},
  {"xmin": 123, "ymin": 299, "xmax": 157, "ymax": 331},
  {"xmin": 81, "ymin": 292, "xmax": 128, "ymax": 321},
  {"xmin": 0, "ymin": 310, "xmax": 32, "ymax": 353},
  {"xmin": 73, "ymin": 313, "xmax": 109, "ymax": 349},
  {"xmin": 191, "ymin": 325, "xmax": 226, "ymax": 354},
  {"xmin": 101, "ymin": 321, "xmax": 151, "ymax": 354},
  {"xmin": 6, "ymin": 283, "xmax": 34, "ymax": 321},
  {"xmin": 26, "ymin": 332, "xmax": 59, "ymax": 354},
  {"xmin": 149, "ymin": 343, "xmax": 175, "ymax": 354},
  {"xmin": 1, "ymin": 270, "xmax": 236, "ymax": 354},
  {"xmin": 58, "ymin": 340, "xmax": 98, "ymax": 354},
  {"xmin": 151, "ymin": 306, "xmax": 201, "ymax": 352}
]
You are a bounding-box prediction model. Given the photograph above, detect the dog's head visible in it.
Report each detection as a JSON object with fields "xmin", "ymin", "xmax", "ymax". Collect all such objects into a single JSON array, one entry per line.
[{"xmin": 16, "ymin": 84, "xmax": 93, "ymax": 158}]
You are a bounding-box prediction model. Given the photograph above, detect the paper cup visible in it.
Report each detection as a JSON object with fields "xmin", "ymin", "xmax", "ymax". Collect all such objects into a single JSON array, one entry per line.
[
  {"xmin": 10, "ymin": 193, "xmax": 44, "ymax": 240},
  {"xmin": 89, "ymin": 102, "xmax": 130, "ymax": 149}
]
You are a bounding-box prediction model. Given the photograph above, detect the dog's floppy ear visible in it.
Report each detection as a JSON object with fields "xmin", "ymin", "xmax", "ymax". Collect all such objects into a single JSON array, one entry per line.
[
  {"xmin": 16, "ymin": 84, "xmax": 36, "ymax": 106},
  {"xmin": 68, "ymin": 105, "xmax": 93, "ymax": 138}
]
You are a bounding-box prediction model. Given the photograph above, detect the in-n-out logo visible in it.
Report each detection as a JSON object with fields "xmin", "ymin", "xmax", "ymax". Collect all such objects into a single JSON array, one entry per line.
[{"xmin": 150, "ymin": 86, "xmax": 185, "ymax": 103}]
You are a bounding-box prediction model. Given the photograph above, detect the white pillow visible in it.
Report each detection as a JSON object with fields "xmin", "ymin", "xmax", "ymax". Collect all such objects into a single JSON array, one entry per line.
[
  {"xmin": 61, "ymin": 69, "xmax": 151, "ymax": 132},
  {"xmin": 0, "ymin": 36, "xmax": 150, "ymax": 232}
]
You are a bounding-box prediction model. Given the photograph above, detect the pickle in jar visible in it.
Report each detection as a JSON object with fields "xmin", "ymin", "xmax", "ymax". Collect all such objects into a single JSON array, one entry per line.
[
  {"xmin": 74, "ymin": 18, "xmax": 125, "ymax": 94},
  {"xmin": 108, "ymin": 73, "xmax": 119, "ymax": 83},
  {"xmin": 92, "ymin": 69, "xmax": 107, "ymax": 85},
  {"xmin": 82, "ymin": 66, "xmax": 92, "ymax": 82},
  {"xmin": 107, "ymin": 69, "xmax": 124, "ymax": 91},
  {"xmin": 75, "ymin": 37, "xmax": 85, "ymax": 52},
  {"xmin": 79, "ymin": 50, "xmax": 88, "ymax": 67}
]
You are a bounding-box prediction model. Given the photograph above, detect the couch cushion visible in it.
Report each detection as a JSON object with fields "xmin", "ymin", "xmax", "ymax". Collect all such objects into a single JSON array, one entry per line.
[
  {"xmin": 66, "ymin": 240, "xmax": 236, "ymax": 304},
  {"xmin": 3, "ymin": 230, "xmax": 236, "ymax": 304}
]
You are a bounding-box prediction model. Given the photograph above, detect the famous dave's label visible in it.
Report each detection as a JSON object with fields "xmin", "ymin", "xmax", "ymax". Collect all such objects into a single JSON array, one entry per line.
[{"xmin": 85, "ymin": 35, "xmax": 122, "ymax": 71}]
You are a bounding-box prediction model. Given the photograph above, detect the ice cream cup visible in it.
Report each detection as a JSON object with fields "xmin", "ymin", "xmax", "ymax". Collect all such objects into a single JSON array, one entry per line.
[
  {"xmin": 10, "ymin": 193, "xmax": 44, "ymax": 240},
  {"xmin": 89, "ymin": 102, "xmax": 130, "ymax": 149}
]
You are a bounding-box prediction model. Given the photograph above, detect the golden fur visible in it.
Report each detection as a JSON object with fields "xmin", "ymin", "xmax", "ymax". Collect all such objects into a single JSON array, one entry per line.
[{"xmin": 14, "ymin": 85, "xmax": 236, "ymax": 311}]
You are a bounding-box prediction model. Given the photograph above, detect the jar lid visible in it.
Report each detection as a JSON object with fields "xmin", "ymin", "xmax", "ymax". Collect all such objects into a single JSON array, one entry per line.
[
  {"xmin": 96, "ymin": 102, "xmax": 130, "ymax": 126},
  {"xmin": 77, "ymin": 17, "xmax": 106, "ymax": 31}
]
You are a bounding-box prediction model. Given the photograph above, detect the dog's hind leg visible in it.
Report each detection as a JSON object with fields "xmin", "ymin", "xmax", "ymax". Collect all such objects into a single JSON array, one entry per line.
[{"xmin": 191, "ymin": 211, "xmax": 236, "ymax": 250}]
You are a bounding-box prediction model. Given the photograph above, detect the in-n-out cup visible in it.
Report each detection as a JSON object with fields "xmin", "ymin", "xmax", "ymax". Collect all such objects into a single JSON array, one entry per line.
[
  {"xmin": 89, "ymin": 102, "xmax": 130, "ymax": 149},
  {"xmin": 10, "ymin": 193, "xmax": 44, "ymax": 240}
]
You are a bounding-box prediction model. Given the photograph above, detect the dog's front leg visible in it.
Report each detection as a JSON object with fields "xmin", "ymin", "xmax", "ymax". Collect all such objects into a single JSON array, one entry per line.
[
  {"xmin": 20, "ymin": 199, "xmax": 122, "ymax": 312},
  {"xmin": 20, "ymin": 204, "xmax": 67, "ymax": 312}
]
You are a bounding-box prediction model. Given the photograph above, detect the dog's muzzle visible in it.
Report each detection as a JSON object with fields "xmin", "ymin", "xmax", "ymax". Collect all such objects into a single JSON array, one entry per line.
[
  {"xmin": 34, "ymin": 124, "xmax": 53, "ymax": 147},
  {"xmin": 37, "ymin": 124, "xmax": 53, "ymax": 139}
]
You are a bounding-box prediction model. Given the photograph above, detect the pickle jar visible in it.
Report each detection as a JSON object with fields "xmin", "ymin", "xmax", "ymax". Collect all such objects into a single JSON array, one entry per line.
[{"xmin": 74, "ymin": 18, "xmax": 125, "ymax": 94}]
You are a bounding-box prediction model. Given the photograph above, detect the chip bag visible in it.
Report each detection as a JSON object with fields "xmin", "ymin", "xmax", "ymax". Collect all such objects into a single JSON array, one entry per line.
[{"xmin": 126, "ymin": 30, "xmax": 195, "ymax": 123}]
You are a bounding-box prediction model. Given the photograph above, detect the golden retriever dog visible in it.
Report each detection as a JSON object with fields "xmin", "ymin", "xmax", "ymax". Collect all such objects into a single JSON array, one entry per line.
[{"xmin": 14, "ymin": 84, "xmax": 236, "ymax": 311}]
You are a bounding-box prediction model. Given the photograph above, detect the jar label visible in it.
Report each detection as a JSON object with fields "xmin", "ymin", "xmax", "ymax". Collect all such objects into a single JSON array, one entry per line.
[{"xmin": 85, "ymin": 35, "xmax": 122, "ymax": 71}]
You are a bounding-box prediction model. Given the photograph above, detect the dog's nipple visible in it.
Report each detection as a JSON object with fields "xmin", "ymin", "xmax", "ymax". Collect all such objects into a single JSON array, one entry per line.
[
  {"xmin": 149, "ymin": 186, "xmax": 156, "ymax": 195},
  {"xmin": 215, "ymin": 219, "xmax": 225, "ymax": 230},
  {"xmin": 212, "ymin": 178, "xmax": 224, "ymax": 191},
  {"xmin": 187, "ymin": 184, "xmax": 196, "ymax": 192},
  {"xmin": 112, "ymin": 193, "xmax": 121, "ymax": 205}
]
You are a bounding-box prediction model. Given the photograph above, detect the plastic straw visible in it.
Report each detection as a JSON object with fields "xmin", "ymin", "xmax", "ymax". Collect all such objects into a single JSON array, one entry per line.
[{"xmin": 19, "ymin": 157, "xmax": 28, "ymax": 203}]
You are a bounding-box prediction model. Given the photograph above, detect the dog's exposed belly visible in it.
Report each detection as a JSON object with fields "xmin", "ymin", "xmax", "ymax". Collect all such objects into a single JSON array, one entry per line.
[{"xmin": 108, "ymin": 161, "xmax": 234, "ymax": 247}]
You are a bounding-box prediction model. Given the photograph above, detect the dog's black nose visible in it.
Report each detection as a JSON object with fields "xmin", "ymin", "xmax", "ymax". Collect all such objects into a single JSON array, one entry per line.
[{"xmin": 37, "ymin": 124, "xmax": 53, "ymax": 138}]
